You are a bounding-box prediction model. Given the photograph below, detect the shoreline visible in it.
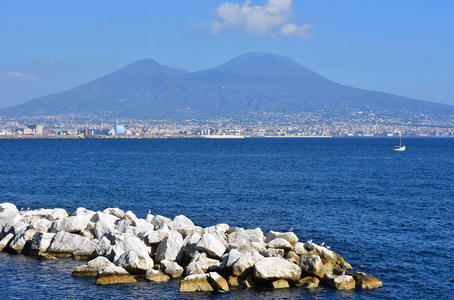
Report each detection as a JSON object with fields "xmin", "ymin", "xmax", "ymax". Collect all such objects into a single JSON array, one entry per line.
[{"xmin": 0, "ymin": 134, "xmax": 452, "ymax": 140}]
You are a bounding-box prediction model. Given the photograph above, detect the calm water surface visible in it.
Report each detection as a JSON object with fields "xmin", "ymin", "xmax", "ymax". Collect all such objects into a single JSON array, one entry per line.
[{"xmin": 1, "ymin": 138, "xmax": 453, "ymax": 299}]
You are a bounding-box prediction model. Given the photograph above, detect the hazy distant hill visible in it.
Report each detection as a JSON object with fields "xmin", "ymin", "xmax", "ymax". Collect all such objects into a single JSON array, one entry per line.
[{"xmin": 1, "ymin": 52, "xmax": 453, "ymax": 118}]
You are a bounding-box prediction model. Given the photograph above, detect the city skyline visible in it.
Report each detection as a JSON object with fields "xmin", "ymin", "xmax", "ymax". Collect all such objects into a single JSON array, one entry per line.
[{"xmin": 1, "ymin": 0, "xmax": 453, "ymax": 110}]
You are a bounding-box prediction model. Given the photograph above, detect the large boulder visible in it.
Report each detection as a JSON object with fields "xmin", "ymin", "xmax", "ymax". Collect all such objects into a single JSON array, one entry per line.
[
  {"xmin": 95, "ymin": 266, "xmax": 137, "ymax": 285},
  {"xmin": 103, "ymin": 207, "xmax": 125, "ymax": 219},
  {"xmin": 195, "ymin": 233, "xmax": 226, "ymax": 259},
  {"xmin": 268, "ymin": 238, "xmax": 293, "ymax": 251},
  {"xmin": 160, "ymin": 260, "xmax": 184, "ymax": 278},
  {"xmin": 259, "ymin": 248, "xmax": 284, "ymax": 258},
  {"xmin": 93, "ymin": 218, "xmax": 118, "ymax": 240},
  {"xmin": 341, "ymin": 270, "xmax": 383, "ymax": 289},
  {"xmin": 0, "ymin": 213, "xmax": 22, "ymax": 239},
  {"xmin": 231, "ymin": 251, "xmax": 264, "ymax": 278},
  {"xmin": 208, "ymin": 272, "xmax": 229, "ymax": 292},
  {"xmin": 72, "ymin": 256, "xmax": 114, "ymax": 277},
  {"xmin": 295, "ymin": 276, "xmax": 320, "ymax": 288},
  {"xmin": 271, "ymin": 279, "xmax": 290, "ymax": 289},
  {"xmin": 122, "ymin": 211, "xmax": 138, "ymax": 222},
  {"xmin": 168, "ymin": 215, "xmax": 194, "ymax": 230},
  {"xmin": 223, "ymin": 248, "xmax": 242, "ymax": 270},
  {"xmin": 253, "ymin": 257, "xmax": 302, "ymax": 282},
  {"xmin": 90, "ymin": 236, "xmax": 112, "ymax": 259},
  {"xmin": 150, "ymin": 215, "xmax": 172, "ymax": 228},
  {"xmin": 300, "ymin": 255, "xmax": 325, "ymax": 278},
  {"xmin": 73, "ymin": 239, "xmax": 99, "ymax": 260},
  {"xmin": 155, "ymin": 234, "xmax": 184, "ymax": 264},
  {"xmin": 8, "ymin": 227, "xmax": 39, "ymax": 254},
  {"xmin": 115, "ymin": 250, "xmax": 154, "ymax": 274},
  {"xmin": 0, "ymin": 233, "xmax": 14, "ymax": 251},
  {"xmin": 227, "ymin": 228, "xmax": 265, "ymax": 247},
  {"xmin": 266, "ymin": 230, "xmax": 298, "ymax": 246},
  {"xmin": 46, "ymin": 231, "xmax": 90, "ymax": 257},
  {"xmin": 323, "ymin": 274, "xmax": 356, "ymax": 290},
  {"xmin": 0, "ymin": 203, "xmax": 18, "ymax": 213},
  {"xmin": 30, "ymin": 232, "xmax": 55, "ymax": 255},
  {"xmin": 51, "ymin": 215, "xmax": 90, "ymax": 234},
  {"xmin": 110, "ymin": 236, "xmax": 150, "ymax": 262},
  {"xmin": 186, "ymin": 252, "xmax": 221, "ymax": 274},
  {"xmin": 145, "ymin": 269, "xmax": 171, "ymax": 282},
  {"xmin": 179, "ymin": 274, "xmax": 214, "ymax": 293},
  {"xmin": 304, "ymin": 241, "xmax": 352, "ymax": 270}
]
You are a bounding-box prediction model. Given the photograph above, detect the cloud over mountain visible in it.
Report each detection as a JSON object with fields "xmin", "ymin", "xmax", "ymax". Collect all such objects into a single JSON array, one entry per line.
[{"xmin": 205, "ymin": 0, "xmax": 315, "ymax": 38}]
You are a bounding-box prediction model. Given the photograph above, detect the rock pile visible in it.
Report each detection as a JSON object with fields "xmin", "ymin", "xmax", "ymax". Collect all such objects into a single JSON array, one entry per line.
[{"xmin": 0, "ymin": 202, "xmax": 383, "ymax": 292}]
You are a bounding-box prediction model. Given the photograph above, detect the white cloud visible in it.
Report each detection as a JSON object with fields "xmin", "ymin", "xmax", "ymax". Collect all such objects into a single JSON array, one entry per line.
[
  {"xmin": 206, "ymin": 0, "xmax": 314, "ymax": 38},
  {"xmin": 2, "ymin": 72, "xmax": 37, "ymax": 80},
  {"xmin": 280, "ymin": 23, "xmax": 316, "ymax": 38}
]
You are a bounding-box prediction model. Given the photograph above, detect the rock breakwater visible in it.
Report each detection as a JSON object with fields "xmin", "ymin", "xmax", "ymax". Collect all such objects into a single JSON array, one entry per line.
[{"xmin": 0, "ymin": 202, "xmax": 382, "ymax": 292}]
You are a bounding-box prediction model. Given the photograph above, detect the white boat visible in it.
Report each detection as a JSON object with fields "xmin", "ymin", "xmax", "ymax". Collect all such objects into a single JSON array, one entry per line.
[{"xmin": 393, "ymin": 135, "xmax": 405, "ymax": 151}]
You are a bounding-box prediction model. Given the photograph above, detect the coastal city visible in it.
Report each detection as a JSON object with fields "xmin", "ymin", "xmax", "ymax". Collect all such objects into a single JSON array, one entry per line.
[{"xmin": 1, "ymin": 105, "xmax": 453, "ymax": 138}]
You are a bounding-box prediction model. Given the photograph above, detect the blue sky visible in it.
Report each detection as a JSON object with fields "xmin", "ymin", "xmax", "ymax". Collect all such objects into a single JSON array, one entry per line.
[{"xmin": 1, "ymin": 0, "xmax": 453, "ymax": 109}]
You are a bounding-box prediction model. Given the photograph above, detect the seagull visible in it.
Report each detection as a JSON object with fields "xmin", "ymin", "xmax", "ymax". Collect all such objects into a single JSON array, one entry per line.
[
  {"xmin": 326, "ymin": 246, "xmax": 331, "ymax": 249},
  {"xmin": 321, "ymin": 242, "xmax": 325, "ymax": 246},
  {"xmin": 20, "ymin": 207, "xmax": 23, "ymax": 211},
  {"xmin": 27, "ymin": 207, "xmax": 30, "ymax": 210},
  {"xmin": 148, "ymin": 209, "xmax": 151, "ymax": 214},
  {"xmin": 288, "ymin": 227, "xmax": 293, "ymax": 232},
  {"xmin": 308, "ymin": 239, "xmax": 313, "ymax": 243}
]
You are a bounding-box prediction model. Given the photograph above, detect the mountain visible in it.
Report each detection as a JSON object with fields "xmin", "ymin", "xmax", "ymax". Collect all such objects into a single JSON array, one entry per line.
[{"xmin": 1, "ymin": 52, "xmax": 453, "ymax": 118}]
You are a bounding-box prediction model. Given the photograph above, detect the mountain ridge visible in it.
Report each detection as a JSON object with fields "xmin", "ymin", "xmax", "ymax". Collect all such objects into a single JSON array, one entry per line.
[{"xmin": 1, "ymin": 52, "xmax": 453, "ymax": 118}]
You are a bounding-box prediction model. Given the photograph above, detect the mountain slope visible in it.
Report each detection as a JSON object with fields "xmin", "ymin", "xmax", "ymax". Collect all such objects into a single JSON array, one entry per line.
[{"xmin": 1, "ymin": 52, "xmax": 453, "ymax": 118}]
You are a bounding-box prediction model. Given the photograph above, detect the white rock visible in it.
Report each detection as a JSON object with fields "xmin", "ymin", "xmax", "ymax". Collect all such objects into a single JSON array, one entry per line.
[
  {"xmin": 195, "ymin": 233, "xmax": 226, "ymax": 259},
  {"xmin": 227, "ymin": 227, "xmax": 265, "ymax": 245},
  {"xmin": 232, "ymin": 251, "xmax": 264, "ymax": 277},
  {"xmin": 110, "ymin": 236, "xmax": 150, "ymax": 262},
  {"xmin": 268, "ymin": 238, "xmax": 293, "ymax": 251},
  {"xmin": 294, "ymin": 242, "xmax": 309, "ymax": 255},
  {"xmin": 155, "ymin": 234, "xmax": 184, "ymax": 264},
  {"xmin": 90, "ymin": 212, "xmax": 119, "ymax": 224},
  {"xmin": 72, "ymin": 207, "xmax": 96, "ymax": 218},
  {"xmin": 168, "ymin": 215, "xmax": 194, "ymax": 230},
  {"xmin": 49, "ymin": 208, "xmax": 70, "ymax": 220},
  {"xmin": 145, "ymin": 213, "xmax": 154, "ymax": 223},
  {"xmin": 51, "ymin": 215, "xmax": 90, "ymax": 233},
  {"xmin": 47, "ymin": 231, "xmax": 90, "ymax": 255},
  {"xmin": 0, "ymin": 233, "xmax": 14, "ymax": 251},
  {"xmin": 73, "ymin": 239, "xmax": 99, "ymax": 258},
  {"xmin": 266, "ymin": 230, "xmax": 299, "ymax": 246},
  {"xmin": 116, "ymin": 220, "xmax": 131, "ymax": 233},
  {"xmin": 0, "ymin": 203, "xmax": 18, "ymax": 213},
  {"xmin": 115, "ymin": 250, "xmax": 154, "ymax": 274},
  {"xmin": 30, "ymin": 218, "xmax": 52, "ymax": 232},
  {"xmin": 254, "ymin": 257, "xmax": 302, "ymax": 282},
  {"xmin": 103, "ymin": 207, "xmax": 125, "ymax": 219},
  {"xmin": 224, "ymin": 248, "xmax": 242, "ymax": 269},
  {"xmin": 91, "ymin": 236, "xmax": 112, "ymax": 259},
  {"xmin": 150, "ymin": 215, "xmax": 172, "ymax": 228},
  {"xmin": 8, "ymin": 227, "xmax": 39, "ymax": 254},
  {"xmin": 93, "ymin": 218, "xmax": 118, "ymax": 240},
  {"xmin": 122, "ymin": 211, "xmax": 138, "ymax": 222},
  {"xmin": 0, "ymin": 213, "xmax": 22, "ymax": 238},
  {"xmin": 30, "ymin": 232, "xmax": 55, "ymax": 255},
  {"xmin": 160, "ymin": 260, "xmax": 184, "ymax": 278}
]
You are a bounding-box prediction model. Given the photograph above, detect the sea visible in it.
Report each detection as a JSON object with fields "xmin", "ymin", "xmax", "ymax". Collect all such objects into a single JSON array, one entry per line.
[{"xmin": 0, "ymin": 137, "xmax": 453, "ymax": 299}]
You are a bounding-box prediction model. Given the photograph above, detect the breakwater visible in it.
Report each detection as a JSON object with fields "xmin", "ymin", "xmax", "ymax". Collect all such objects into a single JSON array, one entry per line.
[{"xmin": 0, "ymin": 202, "xmax": 382, "ymax": 293}]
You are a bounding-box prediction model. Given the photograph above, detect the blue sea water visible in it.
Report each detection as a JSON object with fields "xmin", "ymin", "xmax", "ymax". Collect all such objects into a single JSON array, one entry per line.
[{"xmin": 0, "ymin": 137, "xmax": 453, "ymax": 299}]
